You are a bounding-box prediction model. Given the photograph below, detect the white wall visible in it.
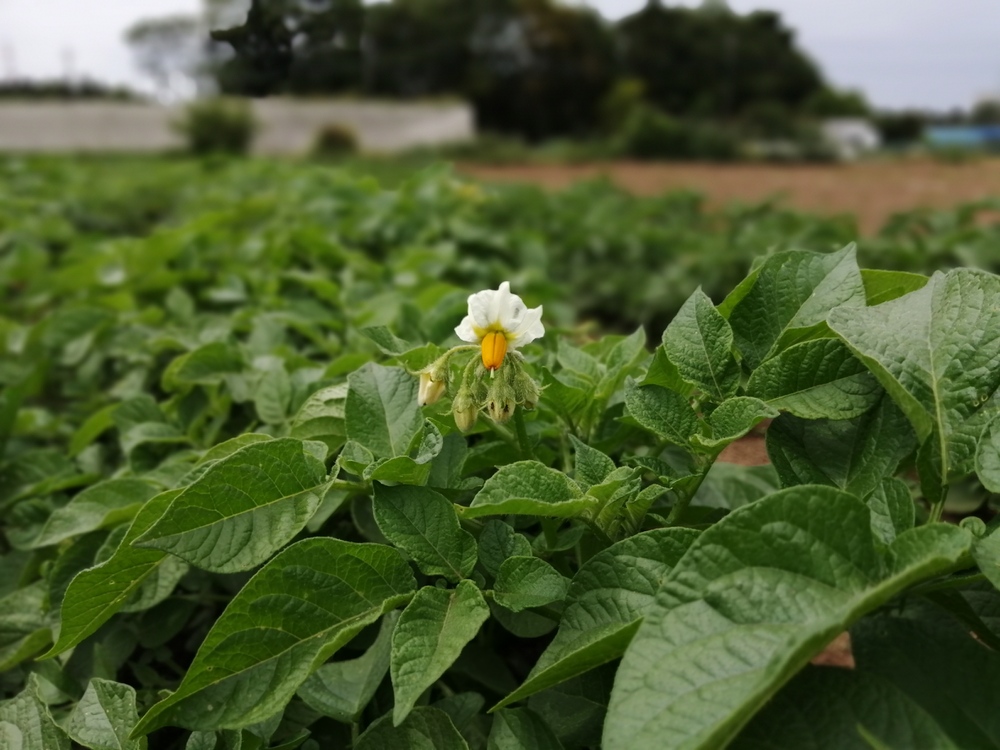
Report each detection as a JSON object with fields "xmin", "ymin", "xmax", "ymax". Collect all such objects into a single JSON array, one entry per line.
[{"xmin": 0, "ymin": 98, "xmax": 475, "ymax": 154}]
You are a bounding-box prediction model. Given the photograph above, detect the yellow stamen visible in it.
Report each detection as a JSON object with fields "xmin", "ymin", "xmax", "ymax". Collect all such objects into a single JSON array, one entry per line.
[{"xmin": 481, "ymin": 331, "xmax": 507, "ymax": 372}]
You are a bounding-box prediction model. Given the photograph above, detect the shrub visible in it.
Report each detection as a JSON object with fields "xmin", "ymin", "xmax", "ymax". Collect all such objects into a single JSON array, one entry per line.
[
  {"xmin": 173, "ymin": 97, "xmax": 257, "ymax": 155},
  {"xmin": 313, "ymin": 122, "xmax": 358, "ymax": 158},
  {"xmin": 600, "ymin": 77, "xmax": 647, "ymax": 132},
  {"xmin": 613, "ymin": 105, "xmax": 740, "ymax": 161}
]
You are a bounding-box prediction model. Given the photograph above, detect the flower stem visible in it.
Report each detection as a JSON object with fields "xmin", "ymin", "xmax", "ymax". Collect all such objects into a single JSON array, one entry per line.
[{"xmin": 513, "ymin": 407, "xmax": 534, "ymax": 461}]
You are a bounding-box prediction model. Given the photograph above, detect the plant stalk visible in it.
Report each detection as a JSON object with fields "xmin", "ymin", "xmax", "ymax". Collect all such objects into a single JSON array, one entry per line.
[{"xmin": 513, "ymin": 406, "xmax": 534, "ymax": 461}]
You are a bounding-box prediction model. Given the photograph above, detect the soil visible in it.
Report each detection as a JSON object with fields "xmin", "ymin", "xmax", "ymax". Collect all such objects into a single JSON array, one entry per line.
[{"xmin": 460, "ymin": 157, "xmax": 1000, "ymax": 236}]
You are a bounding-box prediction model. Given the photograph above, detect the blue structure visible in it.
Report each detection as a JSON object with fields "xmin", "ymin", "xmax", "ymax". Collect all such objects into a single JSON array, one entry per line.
[{"xmin": 925, "ymin": 125, "xmax": 1000, "ymax": 150}]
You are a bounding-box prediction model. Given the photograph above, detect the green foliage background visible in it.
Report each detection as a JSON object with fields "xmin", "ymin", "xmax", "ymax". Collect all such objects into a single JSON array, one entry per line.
[{"xmin": 2, "ymin": 156, "xmax": 1000, "ymax": 749}]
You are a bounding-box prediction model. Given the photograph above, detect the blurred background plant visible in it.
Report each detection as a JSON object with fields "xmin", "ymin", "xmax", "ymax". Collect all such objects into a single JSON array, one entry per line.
[
  {"xmin": 312, "ymin": 122, "xmax": 359, "ymax": 159},
  {"xmin": 172, "ymin": 96, "xmax": 257, "ymax": 154}
]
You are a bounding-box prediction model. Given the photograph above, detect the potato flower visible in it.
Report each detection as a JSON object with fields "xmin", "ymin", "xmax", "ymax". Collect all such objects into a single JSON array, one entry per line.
[{"xmin": 454, "ymin": 281, "xmax": 544, "ymax": 372}]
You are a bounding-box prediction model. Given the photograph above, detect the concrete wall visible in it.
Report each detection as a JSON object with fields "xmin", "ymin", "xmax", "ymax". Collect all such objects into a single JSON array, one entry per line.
[{"xmin": 0, "ymin": 98, "xmax": 475, "ymax": 154}]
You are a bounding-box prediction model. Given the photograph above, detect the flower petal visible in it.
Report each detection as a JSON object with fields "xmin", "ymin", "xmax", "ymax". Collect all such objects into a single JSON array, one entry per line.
[
  {"xmin": 467, "ymin": 288, "xmax": 498, "ymax": 330},
  {"xmin": 488, "ymin": 281, "xmax": 514, "ymax": 329},
  {"xmin": 508, "ymin": 305, "xmax": 544, "ymax": 349},
  {"xmin": 454, "ymin": 315, "xmax": 480, "ymax": 343},
  {"xmin": 498, "ymin": 286, "xmax": 529, "ymax": 333}
]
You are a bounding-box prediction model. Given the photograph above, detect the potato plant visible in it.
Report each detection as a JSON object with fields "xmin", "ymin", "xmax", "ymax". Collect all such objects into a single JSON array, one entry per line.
[{"xmin": 1, "ymin": 161, "xmax": 1000, "ymax": 750}]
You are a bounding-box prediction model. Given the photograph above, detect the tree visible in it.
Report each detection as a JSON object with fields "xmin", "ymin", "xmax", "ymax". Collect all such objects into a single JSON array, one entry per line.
[
  {"xmin": 467, "ymin": 0, "xmax": 618, "ymax": 139},
  {"xmin": 125, "ymin": 15, "xmax": 203, "ymax": 100},
  {"xmin": 617, "ymin": 2, "xmax": 823, "ymax": 120},
  {"xmin": 804, "ymin": 87, "xmax": 871, "ymax": 118},
  {"xmin": 210, "ymin": 0, "xmax": 364, "ymax": 96}
]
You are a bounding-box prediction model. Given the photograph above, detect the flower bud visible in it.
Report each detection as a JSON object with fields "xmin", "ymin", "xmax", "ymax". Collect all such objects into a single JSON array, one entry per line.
[
  {"xmin": 417, "ymin": 371, "xmax": 447, "ymax": 406},
  {"xmin": 416, "ymin": 354, "xmax": 453, "ymax": 406},
  {"xmin": 452, "ymin": 387, "xmax": 479, "ymax": 432},
  {"xmin": 514, "ymin": 369, "xmax": 541, "ymax": 410},
  {"xmin": 486, "ymin": 368, "xmax": 517, "ymax": 424}
]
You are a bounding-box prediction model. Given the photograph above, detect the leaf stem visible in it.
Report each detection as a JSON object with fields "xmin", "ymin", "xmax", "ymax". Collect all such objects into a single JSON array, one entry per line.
[
  {"xmin": 928, "ymin": 499, "xmax": 945, "ymax": 524},
  {"xmin": 908, "ymin": 571, "xmax": 985, "ymax": 596},
  {"xmin": 541, "ymin": 518, "xmax": 559, "ymax": 550},
  {"xmin": 666, "ymin": 453, "xmax": 716, "ymax": 525}
]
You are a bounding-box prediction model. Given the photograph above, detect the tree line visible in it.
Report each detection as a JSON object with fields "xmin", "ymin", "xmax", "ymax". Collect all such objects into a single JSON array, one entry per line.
[{"xmin": 199, "ymin": 0, "xmax": 836, "ymax": 140}]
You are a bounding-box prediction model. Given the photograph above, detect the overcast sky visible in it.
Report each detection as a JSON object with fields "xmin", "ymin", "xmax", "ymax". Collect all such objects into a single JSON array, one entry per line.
[{"xmin": 0, "ymin": 0, "xmax": 998, "ymax": 111}]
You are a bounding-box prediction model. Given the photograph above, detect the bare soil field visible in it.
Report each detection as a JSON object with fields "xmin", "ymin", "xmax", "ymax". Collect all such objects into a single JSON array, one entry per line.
[{"xmin": 461, "ymin": 158, "xmax": 1000, "ymax": 235}]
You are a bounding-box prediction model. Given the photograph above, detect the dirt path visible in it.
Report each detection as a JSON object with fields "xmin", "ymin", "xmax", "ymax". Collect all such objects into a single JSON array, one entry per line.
[{"xmin": 460, "ymin": 158, "xmax": 1000, "ymax": 235}]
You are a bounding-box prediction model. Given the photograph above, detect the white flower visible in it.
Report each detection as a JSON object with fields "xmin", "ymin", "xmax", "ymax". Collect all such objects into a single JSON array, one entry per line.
[{"xmin": 455, "ymin": 281, "xmax": 544, "ymax": 371}]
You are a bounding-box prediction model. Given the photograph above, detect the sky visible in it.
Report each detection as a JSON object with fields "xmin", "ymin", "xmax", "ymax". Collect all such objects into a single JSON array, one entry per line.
[{"xmin": 0, "ymin": 0, "xmax": 998, "ymax": 111}]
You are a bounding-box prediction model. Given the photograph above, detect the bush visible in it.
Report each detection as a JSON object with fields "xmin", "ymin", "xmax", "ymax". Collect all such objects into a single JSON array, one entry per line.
[
  {"xmin": 600, "ymin": 77, "xmax": 647, "ymax": 132},
  {"xmin": 173, "ymin": 98, "xmax": 257, "ymax": 155},
  {"xmin": 613, "ymin": 105, "xmax": 740, "ymax": 161},
  {"xmin": 312, "ymin": 123, "xmax": 358, "ymax": 158},
  {"xmin": 875, "ymin": 111, "xmax": 925, "ymax": 145}
]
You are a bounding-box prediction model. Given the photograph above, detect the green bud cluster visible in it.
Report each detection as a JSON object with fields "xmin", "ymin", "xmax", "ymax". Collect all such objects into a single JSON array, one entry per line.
[{"xmin": 413, "ymin": 346, "xmax": 541, "ymax": 432}]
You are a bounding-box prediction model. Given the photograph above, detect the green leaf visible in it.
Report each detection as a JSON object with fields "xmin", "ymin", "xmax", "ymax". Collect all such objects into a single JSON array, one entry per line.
[
  {"xmin": 0, "ymin": 582, "xmax": 51, "ymax": 671},
  {"xmin": 624, "ymin": 385, "xmax": 697, "ymax": 448},
  {"xmin": 253, "ymin": 367, "xmax": 291, "ymax": 425},
  {"xmin": 494, "ymin": 528, "xmax": 699, "ymax": 710},
  {"xmin": 297, "ymin": 612, "xmax": 397, "ymax": 723},
  {"xmin": 464, "ymin": 462, "xmax": 590, "ymax": 519},
  {"xmin": 69, "ymin": 404, "xmax": 117, "ymax": 457},
  {"xmin": 747, "ymin": 338, "xmax": 882, "ymax": 420},
  {"xmin": 356, "ymin": 707, "xmax": 469, "ymax": 750},
  {"xmin": 433, "ymin": 692, "xmax": 485, "ymax": 743},
  {"xmin": 860, "ymin": 268, "xmax": 929, "ymax": 306},
  {"xmin": 865, "ymin": 478, "xmax": 915, "ymax": 545},
  {"xmin": 540, "ymin": 368, "xmax": 592, "ymax": 426},
  {"xmin": 729, "ymin": 245, "xmax": 865, "ymax": 369},
  {"xmin": 829, "ymin": 268, "xmax": 1000, "ymax": 490},
  {"xmin": 494, "ymin": 557, "xmax": 569, "ymax": 613},
  {"xmin": 290, "ymin": 383, "xmax": 348, "ymax": 454},
  {"xmin": 975, "ymin": 416, "xmax": 1000, "ymax": 493},
  {"xmin": 731, "ymin": 666, "xmax": 956, "ymax": 750},
  {"xmin": 391, "ymin": 582, "xmax": 490, "ymax": 725},
  {"xmin": 973, "ymin": 523, "xmax": 1000, "ymax": 591},
  {"xmin": 179, "ymin": 434, "xmax": 275, "ymax": 486},
  {"xmin": 663, "ymin": 288, "xmax": 739, "ymax": 402},
  {"xmin": 477, "ymin": 521, "xmax": 533, "ymax": 579},
  {"xmin": 603, "ymin": 486, "xmax": 973, "ymax": 750},
  {"xmin": 373, "ymin": 484, "xmax": 477, "ymax": 581},
  {"xmin": 66, "ymin": 679, "xmax": 146, "ymax": 750},
  {"xmin": 361, "ymin": 326, "xmax": 416, "ymax": 356},
  {"xmin": 766, "ymin": 396, "xmax": 916, "ymax": 499},
  {"xmin": 163, "ymin": 342, "xmax": 244, "ymax": 390},
  {"xmin": 691, "ymin": 463, "xmax": 779, "ymax": 511},
  {"xmin": 692, "ymin": 397, "xmax": 778, "ymax": 452},
  {"xmin": 0, "ymin": 675, "xmax": 69, "ymax": 750},
  {"xmin": 596, "ymin": 327, "xmax": 647, "ymax": 400},
  {"xmin": 44, "ymin": 489, "xmax": 183, "ymax": 657},
  {"xmin": 428, "ymin": 433, "xmax": 477, "ymax": 491},
  {"xmin": 134, "ymin": 438, "xmax": 328, "ymax": 573},
  {"xmin": 569, "ymin": 436, "xmax": 615, "ymax": 491},
  {"xmin": 488, "ymin": 708, "xmax": 564, "ymax": 750},
  {"xmin": 346, "ymin": 363, "xmax": 423, "ymax": 459},
  {"xmin": 526, "ymin": 668, "xmax": 613, "ymax": 749},
  {"xmin": 32, "ymin": 479, "xmax": 156, "ymax": 548},
  {"xmin": 363, "ymin": 420, "xmax": 443, "ymax": 485},
  {"xmin": 853, "ymin": 603, "xmax": 1000, "ymax": 748},
  {"xmin": 131, "ymin": 538, "xmax": 416, "ymax": 735},
  {"xmin": 642, "ymin": 346, "xmax": 692, "ymax": 395}
]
